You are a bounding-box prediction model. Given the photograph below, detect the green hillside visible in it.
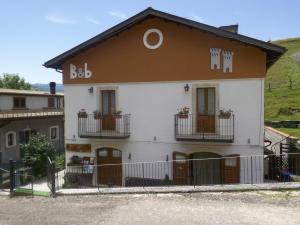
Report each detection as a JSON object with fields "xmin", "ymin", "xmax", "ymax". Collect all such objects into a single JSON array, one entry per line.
[{"xmin": 265, "ymin": 37, "xmax": 300, "ymax": 121}]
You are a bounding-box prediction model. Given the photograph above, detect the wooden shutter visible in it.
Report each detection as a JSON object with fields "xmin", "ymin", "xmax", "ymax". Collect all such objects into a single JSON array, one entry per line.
[{"xmin": 48, "ymin": 98, "xmax": 55, "ymax": 108}]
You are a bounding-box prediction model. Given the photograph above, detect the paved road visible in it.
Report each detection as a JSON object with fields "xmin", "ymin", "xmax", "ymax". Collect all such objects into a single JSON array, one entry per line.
[{"xmin": 1, "ymin": 191, "xmax": 300, "ymax": 225}]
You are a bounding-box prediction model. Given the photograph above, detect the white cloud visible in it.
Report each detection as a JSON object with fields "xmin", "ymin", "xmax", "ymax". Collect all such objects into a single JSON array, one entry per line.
[
  {"xmin": 86, "ymin": 17, "xmax": 101, "ymax": 25},
  {"xmin": 107, "ymin": 10, "xmax": 128, "ymax": 19},
  {"xmin": 191, "ymin": 15, "xmax": 204, "ymax": 23},
  {"xmin": 46, "ymin": 14, "xmax": 78, "ymax": 24}
]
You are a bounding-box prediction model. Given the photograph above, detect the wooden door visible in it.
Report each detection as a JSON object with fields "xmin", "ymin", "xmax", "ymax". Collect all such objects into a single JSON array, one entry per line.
[
  {"xmin": 173, "ymin": 152, "xmax": 189, "ymax": 185},
  {"xmin": 223, "ymin": 154, "xmax": 240, "ymax": 184},
  {"xmin": 101, "ymin": 90, "xmax": 116, "ymax": 130},
  {"xmin": 97, "ymin": 148, "xmax": 122, "ymax": 186},
  {"xmin": 196, "ymin": 88, "xmax": 215, "ymax": 133}
]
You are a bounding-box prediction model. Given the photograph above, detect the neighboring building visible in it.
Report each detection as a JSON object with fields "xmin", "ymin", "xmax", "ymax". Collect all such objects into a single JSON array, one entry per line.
[
  {"xmin": 0, "ymin": 84, "xmax": 64, "ymax": 166},
  {"xmin": 44, "ymin": 8, "xmax": 284, "ymax": 186}
]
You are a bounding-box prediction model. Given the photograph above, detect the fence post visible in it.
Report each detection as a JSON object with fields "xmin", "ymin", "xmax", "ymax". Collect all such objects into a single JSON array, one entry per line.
[
  {"xmin": 51, "ymin": 163, "xmax": 56, "ymax": 197},
  {"xmin": 9, "ymin": 159, "xmax": 15, "ymax": 195},
  {"xmin": 290, "ymin": 79, "xmax": 292, "ymax": 89},
  {"xmin": 250, "ymin": 156, "xmax": 253, "ymax": 185},
  {"xmin": 0, "ymin": 153, "xmax": 2, "ymax": 187},
  {"xmin": 268, "ymin": 83, "xmax": 271, "ymax": 92},
  {"xmin": 142, "ymin": 163, "xmax": 145, "ymax": 188}
]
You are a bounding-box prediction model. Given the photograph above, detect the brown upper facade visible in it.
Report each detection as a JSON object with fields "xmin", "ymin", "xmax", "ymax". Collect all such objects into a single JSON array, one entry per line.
[{"xmin": 44, "ymin": 8, "xmax": 285, "ymax": 84}]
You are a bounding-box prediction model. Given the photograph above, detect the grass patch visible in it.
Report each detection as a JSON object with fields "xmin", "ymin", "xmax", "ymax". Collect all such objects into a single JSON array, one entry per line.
[
  {"xmin": 265, "ymin": 88, "xmax": 300, "ymax": 121},
  {"xmin": 265, "ymin": 37, "xmax": 300, "ymax": 121},
  {"xmin": 15, "ymin": 188, "xmax": 51, "ymax": 197},
  {"xmin": 276, "ymin": 128, "xmax": 300, "ymax": 139}
]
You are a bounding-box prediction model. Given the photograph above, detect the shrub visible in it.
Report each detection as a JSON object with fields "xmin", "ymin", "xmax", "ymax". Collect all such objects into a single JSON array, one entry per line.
[{"xmin": 21, "ymin": 134, "xmax": 55, "ymax": 177}]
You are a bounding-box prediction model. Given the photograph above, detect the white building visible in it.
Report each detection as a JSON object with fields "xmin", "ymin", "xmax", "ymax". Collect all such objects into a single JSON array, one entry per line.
[
  {"xmin": 44, "ymin": 8, "xmax": 285, "ymax": 186},
  {"xmin": 0, "ymin": 84, "xmax": 64, "ymax": 166}
]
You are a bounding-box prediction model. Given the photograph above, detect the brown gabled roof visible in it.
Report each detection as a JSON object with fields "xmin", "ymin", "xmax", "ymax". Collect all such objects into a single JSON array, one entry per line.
[
  {"xmin": 44, "ymin": 7, "xmax": 285, "ymax": 70},
  {"xmin": 0, "ymin": 88, "xmax": 64, "ymax": 97}
]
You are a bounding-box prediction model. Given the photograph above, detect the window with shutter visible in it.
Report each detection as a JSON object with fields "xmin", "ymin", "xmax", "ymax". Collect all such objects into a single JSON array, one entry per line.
[
  {"xmin": 48, "ymin": 97, "xmax": 55, "ymax": 108},
  {"xmin": 13, "ymin": 97, "xmax": 26, "ymax": 109}
]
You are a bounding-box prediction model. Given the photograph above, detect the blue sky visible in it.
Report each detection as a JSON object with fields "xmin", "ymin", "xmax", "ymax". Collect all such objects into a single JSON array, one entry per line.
[{"xmin": 0, "ymin": 0, "xmax": 299, "ymax": 84}]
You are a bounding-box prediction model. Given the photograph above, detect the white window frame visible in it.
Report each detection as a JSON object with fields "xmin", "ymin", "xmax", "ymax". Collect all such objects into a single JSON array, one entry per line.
[
  {"xmin": 49, "ymin": 126, "xmax": 59, "ymax": 141},
  {"xmin": 6, "ymin": 131, "xmax": 16, "ymax": 148}
]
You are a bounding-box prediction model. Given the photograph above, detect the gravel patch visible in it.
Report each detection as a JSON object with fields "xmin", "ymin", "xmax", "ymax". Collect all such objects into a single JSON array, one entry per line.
[{"xmin": 0, "ymin": 191, "xmax": 300, "ymax": 225}]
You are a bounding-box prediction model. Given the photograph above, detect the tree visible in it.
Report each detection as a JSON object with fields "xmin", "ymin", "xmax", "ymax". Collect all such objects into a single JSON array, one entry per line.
[
  {"xmin": 0, "ymin": 73, "xmax": 32, "ymax": 90},
  {"xmin": 21, "ymin": 134, "xmax": 55, "ymax": 177}
]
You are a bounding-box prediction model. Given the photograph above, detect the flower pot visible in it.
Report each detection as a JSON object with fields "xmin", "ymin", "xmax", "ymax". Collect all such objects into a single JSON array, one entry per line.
[
  {"xmin": 219, "ymin": 114, "xmax": 231, "ymax": 119},
  {"xmin": 78, "ymin": 113, "xmax": 87, "ymax": 118},
  {"xmin": 178, "ymin": 114, "xmax": 188, "ymax": 119},
  {"xmin": 113, "ymin": 115, "xmax": 122, "ymax": 119}
]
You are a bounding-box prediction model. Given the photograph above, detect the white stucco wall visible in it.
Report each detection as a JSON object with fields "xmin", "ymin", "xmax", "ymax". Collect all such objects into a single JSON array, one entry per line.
[
  {"xmin": 0, "ymin": 95, "xmax": 59, "ymax": 110},
  {"xmin": 64, "ymin": 78, "xmax": 265, "ymax": 184},
  {"xmin": 65, "ymin": 78, "xmax": 264, "ymax": 147}
]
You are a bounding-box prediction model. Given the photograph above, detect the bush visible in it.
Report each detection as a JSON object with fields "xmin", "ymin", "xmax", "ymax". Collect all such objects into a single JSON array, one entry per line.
[{"xmin": 21, "ymin": 134, "xmax": 55, "ymax": 177}]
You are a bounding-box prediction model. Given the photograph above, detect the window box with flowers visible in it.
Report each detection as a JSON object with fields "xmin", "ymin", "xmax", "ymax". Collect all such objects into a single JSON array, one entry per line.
[
  {"xmin": 93, "ymin": 110, "xmax": 103, "ymax": 119},
  {"xmin": 219, "ymin": 109, "xmax": 233, "ymax": 119},
  {"xmin": 178, "ymin": 107, "xmax": 190, "ymax": 119},
  {"xmin": 113, "ymin": 110, "xmax": 122, "ymax": 119},
  {"xmin": 78, "ymin": 109, "xmax": 88, "ymax": 118}
]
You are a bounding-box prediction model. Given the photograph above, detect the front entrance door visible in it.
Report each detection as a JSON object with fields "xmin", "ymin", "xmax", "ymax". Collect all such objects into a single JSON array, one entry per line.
[
  {"xmin": 97, "ymin": 148, "xmax": 122, "ymax": 186},
  {"xmin": 222, "ymin": 154, "xmax": 240, "ymax": 184},
  {"xmin": 196, "ymin": 87, "xmax": 215, "ymax": 133},
  {"xmin": 101, "ymin": 90, "xmax": 116, "ymax": 130},
  {"xmin": 173, "ymin": 152, "xmax": 189, "ymax": 185}
]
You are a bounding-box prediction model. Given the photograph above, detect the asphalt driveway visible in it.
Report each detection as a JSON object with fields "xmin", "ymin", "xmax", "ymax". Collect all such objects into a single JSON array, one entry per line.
[{"xmin": 1, "ymin": 191, "xmax": 300, "ymax": 225}]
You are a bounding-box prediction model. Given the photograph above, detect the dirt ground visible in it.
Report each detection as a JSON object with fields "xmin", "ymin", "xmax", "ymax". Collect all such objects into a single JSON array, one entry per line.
[{"xmin": 1, "ymin": 191, "xmax": 300, "ymax": 225}]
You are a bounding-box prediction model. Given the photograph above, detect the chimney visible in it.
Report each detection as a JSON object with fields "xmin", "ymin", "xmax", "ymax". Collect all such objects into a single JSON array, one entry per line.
[
  {"xmin": 49, "ymin": 82, "xmax": 56, "ymax": 94},
  {"xmin": 219, "ymin": 24, "xmax": 239, "ymax": 34}
]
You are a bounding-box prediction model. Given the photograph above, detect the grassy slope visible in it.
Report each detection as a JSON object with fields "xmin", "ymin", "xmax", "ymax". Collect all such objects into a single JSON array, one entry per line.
[
  {"xmin": 277, "ymin": 128, "xmax": 300, "ymax": 139},
  {"xmin": 265, "ymin": 37, "xmax": 300, "ymax": 121}
]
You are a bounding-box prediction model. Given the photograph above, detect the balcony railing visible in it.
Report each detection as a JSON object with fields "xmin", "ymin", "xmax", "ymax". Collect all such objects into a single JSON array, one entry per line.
[
  {"xmin": 175, "ymin": 113, "xmax": 234, "ymax": 142},
  {"xmin": 78, "ymin": 114, "xmax": 130, "ymax": 139},
  {"xmin": 0, "ymin": 108, "xmax": 64, "ymax": 120}
]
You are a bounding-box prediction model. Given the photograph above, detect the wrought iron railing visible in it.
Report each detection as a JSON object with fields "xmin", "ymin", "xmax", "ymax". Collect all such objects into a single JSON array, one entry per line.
[
  {"xmin": 174, "ymin": 113, "xmax": 234, "ymax": 142},
  {"xmin": 78, "ymin": 114, "xmax": 130, "ymax": 138}
]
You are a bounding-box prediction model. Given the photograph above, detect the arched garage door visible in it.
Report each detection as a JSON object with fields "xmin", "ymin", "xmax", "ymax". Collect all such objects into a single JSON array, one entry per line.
[
  {"xmin": 97, "ymin": 148, "xmax": 122, "ymax": 186},
  {"xmin": 192, "ymin": 152, "xmax": 222, "ymax": 185}
]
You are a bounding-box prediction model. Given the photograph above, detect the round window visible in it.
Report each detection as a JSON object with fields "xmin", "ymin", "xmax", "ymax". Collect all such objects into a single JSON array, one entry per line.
[{"xmin": 143, "ymin": 28, "xmax": 163, "ymax": 49}]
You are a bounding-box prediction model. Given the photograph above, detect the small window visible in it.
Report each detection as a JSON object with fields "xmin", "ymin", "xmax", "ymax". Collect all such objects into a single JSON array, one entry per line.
[
  {"xmin": 48, "ymin": 98, "xmax": 55, "ymax": 108},
  {"xmin": 98, "ymin": 150, "xmax": 108, "ymax": 157},
  {"xmin": 175, "ymin": 153, "xmax": 187, "ymax": 164},
  {"xmin": 19, "ymin": 129, "xmax": 37, "ymax": 144},
  {"xmin": 112, "ymin": 150, "xmax": 121, "ymax": 158},
  {"xmin": 13, "ymin": 97, "xmax": 26, "ymax": 109},
  {"xmin": 225, "ymin": 158, "xmax": 237, "ymax": 167},
  {"xmin": 49, "ymin": 126, "xmax": 59, "ymax": 141},
  {"xmin": 6, "ymin": 131, "xmax": 16, "ymax": 148}
]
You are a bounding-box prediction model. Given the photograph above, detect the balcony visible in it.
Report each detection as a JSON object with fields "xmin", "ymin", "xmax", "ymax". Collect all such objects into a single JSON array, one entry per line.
[
  {"xmin": 0, "ymin": 108, "xmax": 64, "ymax": 120},
  {"xmin": 78, "ymin": 114, "xmax": 130, "ymax": 139},
  {"xmin": 175, "ymin": 113, "xmax": 234, "ymax": 142}
]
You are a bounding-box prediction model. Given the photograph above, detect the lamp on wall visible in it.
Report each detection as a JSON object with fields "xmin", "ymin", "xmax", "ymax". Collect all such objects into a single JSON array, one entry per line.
[
  {"xmin": 128, "ymin": 153, "xmax": 131, "ymax": 160},
  {"xmin": 88, "ymin": 87, "xmax": 94, "ymax": 94},
  {"xmin": 184, "ymin": 84, "xmax": 190, "ymax": 92},
  {"xmin": 166, "ymin": 154, "xmax": 169, "ymax": 161}
]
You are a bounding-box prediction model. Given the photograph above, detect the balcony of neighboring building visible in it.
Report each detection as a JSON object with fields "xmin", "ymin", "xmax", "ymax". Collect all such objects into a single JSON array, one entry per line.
[{"xmin": 0, "ymin": 108, "xmax": 64, "ymax": 120}]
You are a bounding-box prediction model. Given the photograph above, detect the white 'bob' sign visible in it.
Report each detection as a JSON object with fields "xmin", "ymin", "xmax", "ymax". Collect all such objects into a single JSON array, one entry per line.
[{"xmin": 70, "ymin": 63, "xmax": 92, "ymax": 79}]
